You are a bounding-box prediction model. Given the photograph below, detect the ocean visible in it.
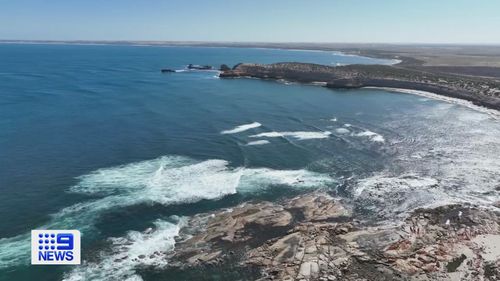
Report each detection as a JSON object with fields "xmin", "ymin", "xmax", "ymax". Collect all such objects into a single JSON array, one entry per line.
[{"xmin": 0, "ymin": 44, "xmax": 499, "ymax": 281}]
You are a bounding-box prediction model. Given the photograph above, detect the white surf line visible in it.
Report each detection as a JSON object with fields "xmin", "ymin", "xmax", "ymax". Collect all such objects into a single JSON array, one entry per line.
[
  {"xmin": 335, "ymin": 128, "xmax": 350, "ymax": 134},
  {"xmin": 365, "ymin": 87, "xmax": 500, "ymax": 119},
  {"xmin": 353, "ymin": 130, "xmax": 385, "ymax": 143},
  {"xmin": 63, "ymin": 218, "xmax": 185, "ymax": 281},
  {"xmin": 334, "ymin": 127, "xmax": 384, "ymax": 142},
  {"xmin": 221, "ymin": 122, "xmax": 262, "ymax": 134},
  {"xmin": 330, "ymin": 51, "xmax": 401, "ymax": 65},
  {"xmin": 249, "ymin": 131, "xmax": 332, "ymax": 140},
  {"xmin": 246, "ymin": 140, "xmax": 270, "ymax": 146}
]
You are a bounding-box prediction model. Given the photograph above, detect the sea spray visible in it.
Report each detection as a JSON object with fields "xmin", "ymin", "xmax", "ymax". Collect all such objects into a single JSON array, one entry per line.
[
  {"xmin": 0, "ymin": 155, "xmax": 335, "ymax": 269},
  {"xmin": 63, "ymin": 218, "xmax": 185, "ymax": 281}
]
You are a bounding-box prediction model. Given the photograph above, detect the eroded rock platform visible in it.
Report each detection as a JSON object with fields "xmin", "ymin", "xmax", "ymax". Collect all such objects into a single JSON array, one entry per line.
[{"xmin": 166, "ymin": 193, "xmax": 500, "ymax": 281}]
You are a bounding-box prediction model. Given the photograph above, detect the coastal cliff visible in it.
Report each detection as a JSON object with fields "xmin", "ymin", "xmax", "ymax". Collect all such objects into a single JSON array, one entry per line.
[{"xmin": 220, "ymin": 63, "xmax": 500, "ymax": 110}]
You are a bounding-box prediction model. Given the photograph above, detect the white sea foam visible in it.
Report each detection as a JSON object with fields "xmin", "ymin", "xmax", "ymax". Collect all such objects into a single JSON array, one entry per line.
[
  {"xmin": 353, "ymin": 172, "xmax": 498, "ymax": 219},
  {"xmin": 63, "ymin": 219, "xmax": 184, "ymax": 281},
  {"xmin": 354, "ymin": 130, "xmax": 385, "ymax": 143},
  {"xmin": 250, "ymin": 131, "xmax": 332, "ymax": 140},
  {"xmin": 0, "ymin": 234, "xmax": 30, "ymax": 269},
  {"xmin": 335, "ymin": 128, "xmax": 350, "ymax": 134},
  {"xmin": 220, "ymin": 122, "xmax": 262, "ymax": 134},
  {"xmin": 246, "ymin": 140, "xmax": 270, "ymax": 146},
  {"xmin": 64, "ymin": 156, "xmax": 332, "ymax": 219},
  {"xmin": 236, "ymin": 168, "xmax": 333, "ymax": 193},
  {"xmin": 0, "ymin": 155, "xmax": 334, "ymax": 269},
  {"xmin": 353, "ymin": 174, "xmax": 443, "ymax": 217},
  {"xmin": 353, "ymin": 106, "xmax": 500, "ymax": 218},
  {"xmin": 359, "ymin": 100, "xmax": 500, "ymax": 220},
  {"xmin": 330, "ymin": 117, "xmax": 337, "ymax": 122},
  {"xmin": 354, "ymin": 174, "xmax": 439, "ymax": 197},
  {"xmin": 344, "ymin": 124, "xmax": 352, "ymax": 127}
]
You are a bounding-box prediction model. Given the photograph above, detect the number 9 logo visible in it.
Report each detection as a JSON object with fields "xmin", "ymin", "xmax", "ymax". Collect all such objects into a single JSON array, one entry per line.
[{"xmin": 56, "ymin": 233, "xmax": 74, "ymax": 250}]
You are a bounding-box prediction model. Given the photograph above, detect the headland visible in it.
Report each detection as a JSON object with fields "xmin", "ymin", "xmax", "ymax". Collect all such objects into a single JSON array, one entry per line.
[{"xmin": 219, "ymin": 62, "xmax": 500, "ymax": 110}]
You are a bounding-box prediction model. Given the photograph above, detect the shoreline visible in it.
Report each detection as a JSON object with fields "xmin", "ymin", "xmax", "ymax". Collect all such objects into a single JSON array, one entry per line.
[
  {"xmin": 165, "ymin": 192, "xmax": 500, "ymax": 280},
  {"xmin": 0, "ymin": 40, "xmax": 405, "ymax": 65},
  {"xmin": 4, "ymin": 41, "xmax": 500, "ymax": 70},
  {"xmin": 219, "ymin": 62, "xmax": 500, "ymax": 111},
  {"xmin": 254, "ymin": 77, "xmax": 500, "ymax": 117},
  {"xmin": 272, "ymin": 78, "xmax": 500, "ymax": 117},
  {"xmin": 0, "ymin": 41, "xmax": 400, "ymax": 66},
  {"xmin": 364, "ymin": 87, "xmax": 500, "ymax": 118}
]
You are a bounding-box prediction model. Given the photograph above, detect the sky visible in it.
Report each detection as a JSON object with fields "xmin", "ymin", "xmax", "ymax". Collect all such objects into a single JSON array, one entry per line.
[{"xmin": 1, "ymin": 0, "xmax": 499, "ymax": 44}]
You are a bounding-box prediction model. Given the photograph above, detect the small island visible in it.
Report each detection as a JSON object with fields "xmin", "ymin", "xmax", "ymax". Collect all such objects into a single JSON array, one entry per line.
[{"xmin": 219, "ymin": 62, "xmax": 500, "ymax": 110}]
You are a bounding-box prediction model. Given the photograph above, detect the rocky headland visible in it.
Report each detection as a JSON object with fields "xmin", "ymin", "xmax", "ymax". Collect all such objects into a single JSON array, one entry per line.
[
  {"xmin": 219, "ymin": 63, "xmax": 500, "ymax": 110},
  {"xmin": 163, "ymin": 193, "xmax": 500, "ymax": 281}
]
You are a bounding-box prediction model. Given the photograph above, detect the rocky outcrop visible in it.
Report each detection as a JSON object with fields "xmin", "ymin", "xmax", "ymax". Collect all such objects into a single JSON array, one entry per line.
[
  {"xmin": 166, "ymin": 193, "xmax": 500, "ymax": 281},
  {"xmin": 219, "ymin": 62, "xmax": 500, "ymax": 110},
  {"xmin": 187, "ymin": 64, "xmax": 213, "ymax": 70},
  {"xmin": 219, "ymin": 64, "xmax": 231, "ymax": 71},
  {"xmin": 168, "ymin": 194, "xmax": 350, "ymax": 268}
]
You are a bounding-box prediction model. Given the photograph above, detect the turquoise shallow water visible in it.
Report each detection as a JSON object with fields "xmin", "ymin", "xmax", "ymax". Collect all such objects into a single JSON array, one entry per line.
[{"xmin": 0, "ymin": 44, "xmax": 499, "ymax": 281}]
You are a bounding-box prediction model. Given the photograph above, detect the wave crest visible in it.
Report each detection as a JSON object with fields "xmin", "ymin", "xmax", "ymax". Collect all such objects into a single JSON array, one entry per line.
[
  {"xmin": 220, "ymin": 122, "xmax": 261, "ymax": 134},
  {"xmin": 250, "ymin": 131, "xmax": 332, "ymax": 140}
]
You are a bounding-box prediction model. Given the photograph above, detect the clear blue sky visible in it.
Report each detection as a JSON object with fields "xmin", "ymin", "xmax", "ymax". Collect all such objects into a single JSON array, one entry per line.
[{"xmin": 1, "ymin": 0, "xmax": 499, "ymax": 44}]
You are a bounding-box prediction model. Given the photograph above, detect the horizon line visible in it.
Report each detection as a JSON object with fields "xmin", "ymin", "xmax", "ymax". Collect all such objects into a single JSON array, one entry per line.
[{"xmin": 1, "ymin": 39, "xmax": 500, "ymax": 47}]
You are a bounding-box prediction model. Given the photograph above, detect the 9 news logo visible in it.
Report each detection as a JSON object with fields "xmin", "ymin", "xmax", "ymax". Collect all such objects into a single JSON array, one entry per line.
[{"xmin": 31, "ymin": 230, "xmax": 80, "ymax": 265}]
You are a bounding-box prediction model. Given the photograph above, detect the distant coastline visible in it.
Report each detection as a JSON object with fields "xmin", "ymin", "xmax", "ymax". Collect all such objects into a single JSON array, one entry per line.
[
  {"xmin": 4, "ymin": 40, "xmax": 499, "ymax": 111},
  {"xmin": 0, "ymin": 40, "xmax": 400, "ymax": 64},
  {"xmin": 219, "ymin": 62, "xmax": 500, "ymax": 111},
  {"xmin": 4, "ymin": 40, "xmax": 500, "ymax": 77}
]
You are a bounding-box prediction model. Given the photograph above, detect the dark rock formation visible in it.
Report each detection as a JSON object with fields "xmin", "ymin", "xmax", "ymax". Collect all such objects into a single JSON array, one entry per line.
[
  {"xmin": 161, "ymin": 68, "xmax": 175, "ymax": 73},
  {"xmin": 219, "ymin": 62, "xmax": 500, "ymax": 110},
  {"xmin": 219, "ymin": 64, "xmax": 231, "ymax": 71}
]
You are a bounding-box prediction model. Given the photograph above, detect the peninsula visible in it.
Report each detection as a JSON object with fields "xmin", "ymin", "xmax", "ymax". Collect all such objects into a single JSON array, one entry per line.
[{"xmin": 219, "ymin": 62, "xmax": 500, "ymax": 110}]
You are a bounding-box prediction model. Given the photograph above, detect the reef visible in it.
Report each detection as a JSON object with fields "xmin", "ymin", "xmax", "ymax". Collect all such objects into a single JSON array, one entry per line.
[{"xmin": 165, "ymin": 193, "xmax": 500, "ymax": 281}]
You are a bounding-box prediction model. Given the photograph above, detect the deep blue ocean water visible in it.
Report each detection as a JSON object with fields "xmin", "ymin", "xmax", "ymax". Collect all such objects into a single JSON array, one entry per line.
[{"xmin": 0, "ymin": 44, "xmax": 499, "ymax": 281}]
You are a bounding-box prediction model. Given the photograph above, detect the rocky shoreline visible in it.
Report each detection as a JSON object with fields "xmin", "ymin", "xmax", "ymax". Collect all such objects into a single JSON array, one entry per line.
[
  {"xmin": 163, "ymin": 193, "xmax": 500, "ymax": 281},
  {"xmin": 219, "ymin": 63, "xmax": 500, "ymax": 111}
]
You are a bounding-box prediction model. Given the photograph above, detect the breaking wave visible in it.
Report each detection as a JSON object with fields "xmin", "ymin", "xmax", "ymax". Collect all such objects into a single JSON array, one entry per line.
[
  {"xmin": 0, "ymin": 155, "xmax": 335, "ymax": 269},
  {"xmin": 352, "ymin": 172, "xmax": 498, "ymax": 220},
  {"xmin": 352, "ymin": 102, "xmax": 500, "ymax": 220},
  {"xmin": 220, "ymin": 122, "xmax": 261, "ymax": 134},
  {"xmin": 63, "ymin": 218, "xmax": 184, "ymax": 281},
  {"xmin": 250, "ymin": 131, "xmax": 332, "ymax": 140},
  {"xmin": 354, "ymin": 130, "xmax": 385, "ymax": 143},
  {"xmin": 335, "ymin": 128, "xmax": 350, "ymax": 134},
  {"xmin": 353, "ymin": 174, "xmax": 442, "ymax": 217},
  {"xmin": 246, "ymin": 140, "xmax": 270, "ymax": 146}
]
